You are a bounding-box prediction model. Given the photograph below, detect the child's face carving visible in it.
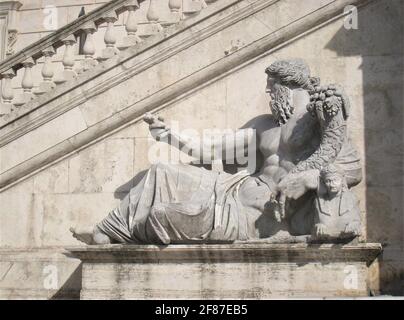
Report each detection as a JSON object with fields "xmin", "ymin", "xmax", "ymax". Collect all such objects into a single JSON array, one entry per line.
[{"xmin": 324, "ymin": 174, "xmax": 343, "ymax": 195}]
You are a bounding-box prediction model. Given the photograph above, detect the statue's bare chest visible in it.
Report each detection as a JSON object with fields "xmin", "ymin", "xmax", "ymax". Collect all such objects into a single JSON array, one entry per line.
[
  {"xmin": 279, "ymin": 112, "xmax": 319, "ymax": 157},
  {"xmin": 257, "ymin": 112, "xmax": 319, "ymax": 166}
]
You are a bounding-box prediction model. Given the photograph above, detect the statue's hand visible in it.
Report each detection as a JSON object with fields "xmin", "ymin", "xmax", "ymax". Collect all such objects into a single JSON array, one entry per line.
[
  {"xmin": 143, "ymin": 112, "xmax": 166, "ymax": 128},
  {"xmin": 278, "ymin": 169, "xmax": 320, "ymax": 201},
  {"xmin": 143, "ymin": 112, "xmax": 169, "ymax": 140}
]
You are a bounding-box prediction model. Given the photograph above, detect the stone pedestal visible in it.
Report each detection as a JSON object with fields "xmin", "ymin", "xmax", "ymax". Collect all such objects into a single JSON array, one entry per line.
[
  {"xmin": 0, "ymin": 248, "xmax": 82, "ymax": 300},
  {"xmin": 68, "ymin": 243, "xmax": 381, "ymax": 299}
]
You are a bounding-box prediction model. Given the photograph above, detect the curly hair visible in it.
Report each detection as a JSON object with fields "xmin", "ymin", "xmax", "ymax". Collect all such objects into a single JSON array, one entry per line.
[
  {"xmin": 321, "ymin": 164, "xmax": 344, "ymax": 180},
  {"xmin": 320, "ymin": 164, "xmax": 348, "ymax": 191},
  {"xmin": 265, "ymin": 59, "xmax": 319, "ymax": 91}
]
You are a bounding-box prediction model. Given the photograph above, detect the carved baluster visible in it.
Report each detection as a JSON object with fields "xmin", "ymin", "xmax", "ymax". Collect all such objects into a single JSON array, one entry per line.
[
  {"xmin": 35, "ymin": 47, "xmax": 56, "ymax": 95},
  {"xmin": 81, "ymin": 22, "xmax": 98, "ymax": 72},
  {"xmin": 54, "ymin": 35, "xmax": 77, "ymax": 85},
  {"xmin": 183, "ymin": 0, "xmax": 208, "ymax": 18},
  {"xmin": 0, "ymin": 69, "xmax": 16, "ymax": 116},
  {"xmin": 147, "ymin": 0, "xmax": 159, "ymax": 22},
  {"xmin": 141, "ymin": 0, "xmax": 163, "ymax": 39},
  {"xmin": 99, "ymin": 11, "xmax": 119, "ymax": 61},
  {"xmin": 168, "ymin": 0, "xmax": 182, "ymax": 23},
  {"xmin": 118, "ymin": 1, "xmax": 141, "ymax": 50},
  {"xmin": 14, "ymin": 58, "xmax": 35, "ymax": 107}
]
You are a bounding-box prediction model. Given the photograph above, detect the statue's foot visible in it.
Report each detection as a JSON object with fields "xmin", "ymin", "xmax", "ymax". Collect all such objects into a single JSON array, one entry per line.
[{"xmin": 70, "ymin": 226, "xmax": 94, "ymax": 245}]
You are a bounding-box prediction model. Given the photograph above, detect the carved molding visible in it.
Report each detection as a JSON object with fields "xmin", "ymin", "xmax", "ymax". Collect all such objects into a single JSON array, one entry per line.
[
  {"xmin": 68, "ymin": 243, "xmax": 382, "ymax": 264},
  {"xmin": 0, "ymin": 0, "xmax": 376, "ymax": 191}
]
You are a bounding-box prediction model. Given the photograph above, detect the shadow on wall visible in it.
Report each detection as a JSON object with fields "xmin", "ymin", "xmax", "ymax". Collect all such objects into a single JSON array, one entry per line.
[
  {"xmin": 326, "ymin": 0, "xmax": 404, "ymax": 295},
  {"xmin": 114, "ymin": 170, "xmax": 148, "ymax": 200}
]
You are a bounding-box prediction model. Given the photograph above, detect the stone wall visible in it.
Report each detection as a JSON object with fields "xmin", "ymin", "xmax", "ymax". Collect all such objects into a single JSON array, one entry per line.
[{"xmin": 0, "ymin": 0, "xmax": 403, "ymax": 297}]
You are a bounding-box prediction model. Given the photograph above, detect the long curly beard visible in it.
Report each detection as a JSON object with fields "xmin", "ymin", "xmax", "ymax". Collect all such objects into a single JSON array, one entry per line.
[{"xmin": 270, "ymin": 85, "xmax": 294, "ymax": 126}]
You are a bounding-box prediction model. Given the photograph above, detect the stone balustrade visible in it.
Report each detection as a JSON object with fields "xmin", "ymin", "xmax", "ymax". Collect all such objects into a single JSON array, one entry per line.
[{"xmin": 0, "ymin": 0, "xmax": 216, "ymax": 118}]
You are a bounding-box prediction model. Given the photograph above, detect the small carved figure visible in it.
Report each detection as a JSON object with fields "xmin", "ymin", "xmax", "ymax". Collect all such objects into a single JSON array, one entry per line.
[{"xmin": 312, "ymin": 164, "xmax": 361, "ymax": 240}]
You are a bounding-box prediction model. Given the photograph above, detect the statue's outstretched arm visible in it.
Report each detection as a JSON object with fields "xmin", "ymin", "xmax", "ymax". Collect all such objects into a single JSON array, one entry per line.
[{"xmin": 143, "ymin": 113, "xmax": 256, "ymax": 163}]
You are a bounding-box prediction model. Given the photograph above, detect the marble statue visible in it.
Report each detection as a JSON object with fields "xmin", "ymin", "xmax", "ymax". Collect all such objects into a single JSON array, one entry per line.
[{"xmin": 70, "ymin": 59, "xmax": 362, "ymax": 245}]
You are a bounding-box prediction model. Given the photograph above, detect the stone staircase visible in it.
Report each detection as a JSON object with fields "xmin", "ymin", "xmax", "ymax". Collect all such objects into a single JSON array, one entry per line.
[
  {"xmin": 0, "ymin": 0, "xmax": 214, "ymax": 121},
  {"xmin": 0, "ymin": 0, "xmax": 224, "ymax": 189},
  {"xmin": 0, "ymin": 0, "xmax": 375, "ymax": 191}
]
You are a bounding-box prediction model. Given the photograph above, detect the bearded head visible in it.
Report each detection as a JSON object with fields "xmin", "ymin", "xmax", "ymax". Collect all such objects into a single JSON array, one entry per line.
[{"xmin": 265, "ymin": 59, "xmax": 319, "ymax": 126}]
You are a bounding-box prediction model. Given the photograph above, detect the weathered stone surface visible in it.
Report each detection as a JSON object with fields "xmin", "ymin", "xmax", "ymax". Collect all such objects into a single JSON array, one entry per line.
[
  {"xmin": 69, "ymin": 243, "xmax": 382, "ymax": 299},
  {"xmin": 38, "ymin": 193, "xmax": 123, "ymax": 246},
  {"xmin": 68, "ymin": 138, "xmax": 134, "ymax": 193},
  {"xmin": 0, "ymin": 248, "xmax": 81, "ymax": 300},
  {"xmin": 0, "ymin": 193, "xmax": 41, "ymax": 247},
  {"xmin": 33, "ymin": 161, "xmax": 69, "ymax": 194},
  {"xmin": 0, "ymin": 107, "xmax": 87, "ymax": 173}
]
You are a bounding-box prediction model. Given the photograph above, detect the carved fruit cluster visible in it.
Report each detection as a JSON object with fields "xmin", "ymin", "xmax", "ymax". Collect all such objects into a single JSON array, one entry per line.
[{"xmin": 307, "ymin": 84, "xmax": 343, "ymax": 118}]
